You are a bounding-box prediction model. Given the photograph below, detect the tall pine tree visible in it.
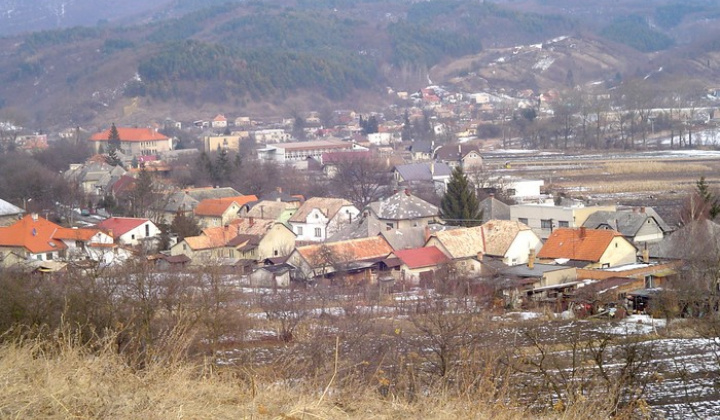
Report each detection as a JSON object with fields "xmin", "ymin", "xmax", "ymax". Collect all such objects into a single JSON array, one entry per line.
[
  {"xmin": 440, "ymin": 166, "xmax": 482, "ymax": 227},
  {"xmin": 108, "ymin": 123, "xmax": 121, "ymax": 152}
]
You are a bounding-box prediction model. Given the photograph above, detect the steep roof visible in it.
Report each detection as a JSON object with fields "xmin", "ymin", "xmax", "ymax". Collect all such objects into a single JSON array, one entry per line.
[
  {"xmin": 289, "ymin": 197, "xmax": 354, "ymax": 223},
  {"xmin": 429, "ymin": 226, "xmax": 485, "ymax": 259},
  {"xmin": 582, "ymin": 208, "xmax": 672, "ymax": 237},
  {"xmin": 89, "ymin": 127, "xmax": 169, "ymax": 142},
  {"xmin": 96, "ymin": 217, "xmax": 148, "ymax": 237},
  {"xmin": 296, "ymin": 236, "xmax": 392, "ymax": 267},
  {"xmin": 481, "ymin": 220, "xmax": 532, "ymax": 257},
  {"xmin": 394, "ymin": 162, "xmax": 452, "ymax": 182},
  {"xmin": 537, "ymin": 228, "xmax": 628, "ymax": 262},
  {"xmin": 194, "ymin": 195, "xmax": 258, "ymax": 217},
  {"xmin": 367, "ymin": 190, "xmax": 438, "ymax": 221},
  {"xmin": 162, "ymin": 191, "xmax": 200, "ymax": 213},
  {"xmin": 479, "ymin": 196, "xmax": 510, "ymax": 223},
  {"xmin": 394, "ymin": 246, "xmax": 450, "ymax": 269},
  {"xmin": 0, "ymin": 215, "xmax": 66, "ymax": 254},
  {"xmin": 0, "ymin": 198, "xmax": 24, "ymax": 217},
  {"xmin": 435, "ymin": 143, "xmax": 481, "ymax": 161}
]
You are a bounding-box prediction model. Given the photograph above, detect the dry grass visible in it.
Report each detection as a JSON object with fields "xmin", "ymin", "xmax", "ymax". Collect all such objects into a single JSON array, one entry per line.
[
  {"xmin": 601, "ymin": 161, "xmax": 710, "ymax": 175},
  {"xmin": 0, "ymin": 332, "xmax": 614, "ymax": 420}
]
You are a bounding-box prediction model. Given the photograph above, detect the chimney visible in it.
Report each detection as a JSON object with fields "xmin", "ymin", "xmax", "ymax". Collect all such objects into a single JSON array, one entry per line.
[
  {"xmin": 424, "ymin": 225, "xmax": 431, "ymax": 241},
  {"xmin": 579, "ymin": 226, "xmax": 586, "ymax": 238},
  {"xmin": 458, "ymin": 143, "xmax": 462, "ymax": 154},
  {"xmin": 404, "ymin": 188, "xmax": 410, "ymax": 196},
  {"xmin": 642, "ymin": 243, "xmax": 649, "ymax": 263},
  {"xmin": 528, "ymin": 248, "xmax": 536, "ymax": 269},
  {"xmin": 276, "ymin": 186, "xmax": 283, "ymax": 194},
  {"xmin": 640, "ymin": 206, "xmax": 646, "ymax": 213},
  {"xmin": 31, "ymin": 213, "xmax": 38, "ymax": 221}
]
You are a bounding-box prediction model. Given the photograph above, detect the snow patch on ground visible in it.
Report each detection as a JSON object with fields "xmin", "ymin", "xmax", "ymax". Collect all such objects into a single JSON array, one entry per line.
[{"xmin": 532, "ymin": 56, "xmax": 555, "ymax": 72}]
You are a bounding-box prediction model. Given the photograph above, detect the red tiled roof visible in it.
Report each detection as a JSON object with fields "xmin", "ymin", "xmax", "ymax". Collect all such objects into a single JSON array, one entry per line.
[
  {"xmin": 537, "ymin": 228, "xmax": 625, "ymax": 262},
  {"xmin": 89, "ymin": 127, "xmax": 169, "ymax": 142},
  {"xmin": 53, "ymin": 227, "xmax": 103, "ymax": 241},
  {"xmin": 394, "ymin": 246, "xmax": 450, "ymax": 269},
  {"xmin": 0, "ymin": 215, "xmax": 67, "ymax": 254},
  {"xmin": 297, "ymin": 236, "xmax": 392, "ymax": 266},
  {"xmin": 96, "ymin": 217, "xmax": 148, "ymax": 237}
]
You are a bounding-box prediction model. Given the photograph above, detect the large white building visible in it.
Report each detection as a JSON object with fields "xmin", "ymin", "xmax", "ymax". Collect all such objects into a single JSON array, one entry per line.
[
  {"xmin": 257, "ymin": 140, "xmax": 365, "ymax": 163},
  {"xmin": 510, "ymin": 201, "xmax": 616, "ymax": 240}
]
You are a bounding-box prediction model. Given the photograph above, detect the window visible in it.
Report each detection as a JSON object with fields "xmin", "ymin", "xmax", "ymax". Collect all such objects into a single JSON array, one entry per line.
[
  {"xmin": 644, "ymin": 275, "xmax": 654, "ymax": 289},
  {"xmin": 518, "ymin": 218, "xmax": 528, "ymax": 225},
  {"xmin": 314, "ymin": 227, "xmax": 322, "ymax": 238},
  {"xmin": 297, "ymin": 226, "xmax": 304, "ymax": 235},
  {"xmin": 131, "ymin": 234, "xmax": 136, "ymax": 240},
  {"xmin": 182, "ymin": 244, "xmax": 187, "ymax": 251},
  {"xmin": 145, "ymin": 224, "xmax": 150, "ymax": 237},
  {"xmin": 274, "ymin": 250, "xmax": 279, "ymax": 256},
  {"xmin": 541, "ymin": 219, "xmax": 553, "ymax": 230},
  {"xmin": 47, "ymin": 253, "xmax": 53, "ymax": 260},
  {"xmin": 386, "ymin": 222, "xmax": 394, "ymax": 230},
  {"xmin": 558, "ymin": 220, "xmax": 569, "ymax": 228}
]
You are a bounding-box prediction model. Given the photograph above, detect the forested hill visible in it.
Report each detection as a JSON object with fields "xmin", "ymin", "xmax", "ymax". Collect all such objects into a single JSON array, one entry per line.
[{"xmin": 0, "ymin": 0, "xmax": 718, "ymax": 128}]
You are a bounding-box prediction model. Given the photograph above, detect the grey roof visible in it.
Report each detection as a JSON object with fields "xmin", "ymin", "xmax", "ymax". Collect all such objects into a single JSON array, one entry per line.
[
  {"xmin": 394, "ymin": 162, "xmax": 452, "ymax": 182},
  {"xmin": 582, "ymin": 208, "xmax": 672, "ymax": 237},
  {"xmin": 162, "ymin": 191, "xmax": 200, "ymax": 213},
  {"xmin": 650, "ymin": 219, "xmax": 720, "ymax": 260},
  {"xmin": 186, "ymin": 187, "xmax": 241, "ymax": 201},
  {"xmin": 260, "ymin": 190, "xmax": 302, "ymax": 203},
  {"xmin": 410, "ymin": 140, "xmax": 433, "ymax": 154},
  {"xmin": 327, "ymin": 215, "xmax": 384, "ymax": 242},
  {"xmin": 380, "ymin": 227, "xmax": 428, "ymax": 250},
  {"xmin": 435, "ymin": 143, "xmax": 481, "ymax": 161},
  {"xmin": 246, "ymin": 200, "xmax": 293, "ymax": 220},
  {"xmin": 479, "ymin": 197, "xmax": 510, "ymax": 224},
  {"xmin": 367, "ymin": 190, "xmax": 439, "ymax": 221},
  {"xmin": 503, "ymin": 263, "xmax": 573, "ymax": 278},
  {"xmin": 0, "ymin": 198, "xmax": 24, "ymax": 216}
]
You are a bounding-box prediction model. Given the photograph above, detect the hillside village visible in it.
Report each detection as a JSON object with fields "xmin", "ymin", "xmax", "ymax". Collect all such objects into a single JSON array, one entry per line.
[{"xmin": 1, "ymin": 82, "xmax": 715, "ymax": 315}]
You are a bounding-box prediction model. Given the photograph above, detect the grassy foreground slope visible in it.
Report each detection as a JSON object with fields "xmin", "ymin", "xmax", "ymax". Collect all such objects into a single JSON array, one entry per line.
[{"xmin": 0, "ymin": 333, "xmax": 611, "ymax": 419}]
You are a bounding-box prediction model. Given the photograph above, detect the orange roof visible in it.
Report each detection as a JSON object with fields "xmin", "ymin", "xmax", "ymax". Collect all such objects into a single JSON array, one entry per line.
[
  {"xmin": 297, "ymin": 236, "xmax": 392, "ymax": 267},
  {"xmin": 537, "ymin": 228, "xmax": 627, "ymax": 262},
  {"xmin": 0, "ymin": 215, "xmax": 66, "ymax": 254},
  {"xmin": 89, "ymin": 127, "xmax": 169, "ymax": 142},
  {"xmin": 194, "ymin": 196, "xmax": 258, "ymax": 217},
  {"xmin": 53, "ymin": 227, "xmax": 104, "ymax": 241},
  {"xmin": 96, "ymin": 217, "xmax": 148, "ymax": 237}
]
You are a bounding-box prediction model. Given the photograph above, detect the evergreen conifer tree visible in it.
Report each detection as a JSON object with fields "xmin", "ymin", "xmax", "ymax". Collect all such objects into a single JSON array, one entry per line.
[
  {"xmin": 108, "ymin": 123, "xmax": 121, "ymax": 152},
  {"xmin": 440, "ymin": 166, "xmax": 482, "ymax": 227}
]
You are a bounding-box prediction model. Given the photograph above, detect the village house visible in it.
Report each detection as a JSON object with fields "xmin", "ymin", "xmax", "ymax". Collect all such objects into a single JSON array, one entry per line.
[
  {"xmin": 289, "ymin": 197, "xmax": 359, "ymax": 242},
  {"xmin": 170, "ymin": 218, "xmax": 295, "ymax": 265},
  {"xmin": 480, "ymin": 220, "xmax": 543, "ymax": 265},
  {"xmin": 434, "ymin": 143, "xmax": 483, "ymax": 169},
  {"xmin": 65, "ymin": 161, "xmax": 127, "ymax": 196},
  {"xmin": 211, "ymin": 114, "xmax": 228, "ymax": 129},
  {"xmin": 249, "ymin": 264, "xmax": 293, "ymax": 288},
  {"xmin": 251, "ymin": 129, "xmax": 291, "ymax": 144},
  {"xmin": 537, "ymin": 227, "xmax": 637, "ymax": 269},
  {"xmin": 158, "ymin": 187, "xmax": 242, "ymax": 224},
  {"xmin": 287, "ymin": 236, "xmax": 393, "ymax": 283},
  {"xmin": 193, "ymin": 195, "xmax": 258, "ymax": 228},
  {"xmin": 390, "ymin": 246, "xmax": 451, "ymax": 287},
  {"xmin": 0, "ymin": 214, "xmax": 116, "ymax": 267},
  {"xmin": 96, "ymin": 217, "xmax": 160, "ymax": 248},
  {"xmin": 582, "ymin": 207, "xmax": 673, "ymax": 245},
  {"xmin": 393, "ymin": 161, "xmax": 452, "ymax": 194},
  {"xmin": 365, "ymin": 189, "xmax": 440, "ymax": 230},
  {"xmin": 89, "ymin": 127, "xmax": 172, "ymax": 157}
]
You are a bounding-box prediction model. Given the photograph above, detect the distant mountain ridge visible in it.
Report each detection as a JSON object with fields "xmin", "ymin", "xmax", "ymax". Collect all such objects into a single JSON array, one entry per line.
[{"xmin": 1, "ymin": 0, "xmax": 720, "ymax": 130}]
